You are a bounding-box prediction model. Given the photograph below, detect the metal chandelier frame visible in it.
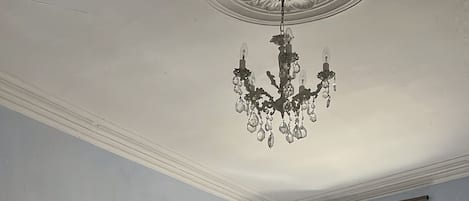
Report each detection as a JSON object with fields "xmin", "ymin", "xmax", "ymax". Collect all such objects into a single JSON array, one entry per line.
[{"xmin": 232, "ymin": 0, "xmax": 337, "ymax": 148}]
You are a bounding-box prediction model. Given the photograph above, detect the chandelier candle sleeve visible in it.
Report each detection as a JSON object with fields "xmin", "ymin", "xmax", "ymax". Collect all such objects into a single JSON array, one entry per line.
[{"xmin": 232, "ymin": 0, "xmax": 337, "ymax": 148}]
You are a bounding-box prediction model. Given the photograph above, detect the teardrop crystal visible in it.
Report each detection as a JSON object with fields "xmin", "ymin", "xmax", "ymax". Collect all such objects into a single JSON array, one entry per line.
[
  {"xmin": 332, "ymin": 76, "xmax": 337, "ymax": 91},
  {"xmin": 286, "ymin": 133, "xmax": 294, "ymax": 143},
  {"xmin": 235, "ymin": 98, "xmax": 245, "ymax": 113},
  {"xmin": 299, "ymin": 126, "xmax": 307, "ymax": 139},
  {"xmin": 266, "ymin": 113, "xmax": 273, "ymax": 121},
  {"xmin": 247, "ymin": 123, "xmax": 257, "ymax": 133},
  {"xmin": 257, "ymin": 128, "xmax": 266, "ymax": 141},
  {"xmin": 232, "ymin": 76, "xmax": 240, "ymax": 85},
  {"xmin": 322, "ymin": 91, "xmax": 329, "ymax": 99},
  {"xmin": 310, "ymin": 101, "xmax": 316, "ymax": 110},
  {"xmin": 293, "ymin": 125, "xmax": 300, "ymax": 138},
  {"xmin": 326, "ymin": 98, "xmax": 331, "ymax": 108},
  {"xmin": 293, "ymin": 63, "xmax": 300, "ymax": 74},
  {"xmin": 233, "ymin": 86, "xmax": 241, "ymax": 95},
  {"xmin": 267, "ymin": 133, "xmax": 274, "ymax": 148},
  {"xmin": 307, "ymin": 106, "xmax": 315, "ymax": 115},
  {"xmin": 264, "ymin": 120, "xmax": 273, "ymax": 131},
  {"xmin": 309, "ymin": 113, "xmax": 317, "ymax": 122},
  {"xmin": 279, "ymin": 121, "xmax": 288, "ymax": 134},
  {"xmin": 248, "ymin": 113, "xmax": 259, "ymax": 127}
]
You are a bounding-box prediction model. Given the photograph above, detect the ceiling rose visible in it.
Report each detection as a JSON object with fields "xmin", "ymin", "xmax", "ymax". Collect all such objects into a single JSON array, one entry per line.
[
  {"xmin": 208, "ymin": 0, "xmax": 361, "ymax": 25},
  {"xmin": 240, "ymin": 0, "xmax": 332, "ymax": 12}
]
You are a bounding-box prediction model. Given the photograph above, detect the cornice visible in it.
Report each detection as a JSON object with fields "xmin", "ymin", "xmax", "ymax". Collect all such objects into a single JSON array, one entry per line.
[
  {"xmin": 0, "ymin": 71, "xmax": 269, "ymax": 201},
  {"xmin": 1, "ymin": 71, "xmax": 468, "ymax": 201}
]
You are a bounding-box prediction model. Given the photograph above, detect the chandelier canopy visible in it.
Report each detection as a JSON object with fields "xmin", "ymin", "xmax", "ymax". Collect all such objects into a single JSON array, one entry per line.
[{"xmin": 232, "ymin": 0, "xmax": 337, "ymax": 148}]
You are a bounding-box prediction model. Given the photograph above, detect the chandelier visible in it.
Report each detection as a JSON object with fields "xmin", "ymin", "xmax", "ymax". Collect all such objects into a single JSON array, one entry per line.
[{"xmin": 232, "ymin": 0, "xmax": 337, "ymax": 148}]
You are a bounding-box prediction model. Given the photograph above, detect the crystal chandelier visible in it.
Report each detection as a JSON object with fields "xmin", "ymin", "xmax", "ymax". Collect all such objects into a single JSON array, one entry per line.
[{"xmin": 232, "ymin": 0, "xmax": 337, "ymax": 148}]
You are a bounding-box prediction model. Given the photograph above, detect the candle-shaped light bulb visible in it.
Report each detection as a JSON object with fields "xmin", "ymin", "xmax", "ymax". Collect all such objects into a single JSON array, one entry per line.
[
  {"xmin": 322, "ymin": 47, "xmax": 330, "ymax": 63},
  {"xmin": 285, "ymin": 27, "xmax": 294, "ymax": 41},
  {"xmin": 240, "ymin": 42, "xmax": 248, "ymax": 59},
  {"xmin": 299, "ymin": 70, "xmax": 307, "ymax": 86},
  {"xmin": 322, "ymin": 47, "xmax": 330, "ymax": 71},
  {"xmin": 239, "ymin": 43, "xmax": 248, "ymax": 69}
]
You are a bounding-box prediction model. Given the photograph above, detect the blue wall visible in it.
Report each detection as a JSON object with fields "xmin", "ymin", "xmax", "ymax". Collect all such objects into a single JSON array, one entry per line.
[
  {"xmin": 0, "ymin": 105, "xmax": 225, "ymax": 201},
  {"xmin": 368, "ymin": 176, "xmax": 469, "ymax": 201}
]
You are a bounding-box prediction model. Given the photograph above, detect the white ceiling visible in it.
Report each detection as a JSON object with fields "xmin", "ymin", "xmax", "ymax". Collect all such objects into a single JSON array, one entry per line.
[{"xmin": 1, "ymin": 0, "xmax": 469, "ymax": 200}]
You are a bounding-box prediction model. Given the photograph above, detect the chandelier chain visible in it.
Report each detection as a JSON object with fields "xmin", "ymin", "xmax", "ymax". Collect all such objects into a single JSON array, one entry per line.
[{"xmin": 280, "ymin": 0, "xmax": 285, "ymax": 34}]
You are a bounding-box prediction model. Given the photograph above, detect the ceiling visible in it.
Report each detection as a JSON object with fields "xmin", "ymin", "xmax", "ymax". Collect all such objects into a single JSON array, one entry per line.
[{"xmin": 1, "ymin": 0, "xmax": 469, "ymax": 200}]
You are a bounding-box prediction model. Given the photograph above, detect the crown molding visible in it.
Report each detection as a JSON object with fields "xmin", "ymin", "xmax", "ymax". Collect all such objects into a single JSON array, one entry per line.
[
  {"xmin": 1, "ymin": 71, "xmax": 468, "ymax": 201},
  {"xmin": 298, "ymin": 154, "xmax": 469, "ymax": 201},
  {"xmin": 0, "ymin": 71, "xmax": 270, "ymax": 201}
]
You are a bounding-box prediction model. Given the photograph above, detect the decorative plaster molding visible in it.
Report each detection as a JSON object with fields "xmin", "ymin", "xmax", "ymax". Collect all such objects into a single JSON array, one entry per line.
[
  {"xmin": 0, "ymin": 71, "xmax": 269, "ymax": 201},
  {"xmin": 297, "ymin": 154, "xmax": 469, "ymax": 201},
  {"xmin": 207, "ymin": 0, "xmax": 361, "ymax": 25},
  {"xmin": 238, "ymin": 0, "xmax": 332, "ymax": 13},
  {"xmin": 1, "ymin": 71, "xmax": 468, "ymax": 201}
]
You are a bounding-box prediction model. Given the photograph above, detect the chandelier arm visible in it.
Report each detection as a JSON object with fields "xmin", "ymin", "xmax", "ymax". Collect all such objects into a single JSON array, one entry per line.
[
  {"xmin": 311, "ymin": 81, "xmax": 324, "ymax": 99},
  {"xmin": 266, "ymin": 71, "xmax": 279, "ymax": 89},
  {"xmin": 244, "ymin": 88, "xmax": 275, "ymax": 114},
  {"xmin": 291, "ymin": 80, "xmax": 323, "ymax": 105}
]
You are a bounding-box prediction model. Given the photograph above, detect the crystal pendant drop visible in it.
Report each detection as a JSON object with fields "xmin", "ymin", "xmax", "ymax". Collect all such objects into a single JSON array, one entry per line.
[
  {"xmin": 235, "ymin": 98, "xmax": 245, "ymax": 113},
  {"xmin": 301, "ymin": 102, "xmax": 308, "ymax": 111},
  {"xmin": 293, "ymin": 125, "xmax": 300, "ymax": 138},
  {"xmin": 289, "ymin": 113, "xmax": 295, "ymax": 122},
  {"xmin": 247, "ymin": 123, "xmax": 257, "ymax": 133},
  {"xmin": 267, "ymin": 133, "xmax": 274, "ymax": 148},
  {"xmin": 309, "ymin": 113, "xmax": 317, "ymax": 122},
  {"xmin": 310, "ymin": 100, "xmax": 316, "ymax": 110},
  {"xmin": 279, "ymin": 121, "xmax": 288, "ymax": 134},
  {"xmin": 257, "ymin": 128, "xmax": 266, "ymax": 141},
  {"xmin": 307, "ymin": 105, "xmax": 315, "ymax": 115},
  {"xmin": 293, "ymin": 63, "xmax": 300, "ymax": 74},
  {"xmin": 290, "ymin": 72, "xmax": 296, "ymax": 79},
  {"xmin": 265, "ymin": 119, "xmax": 273, "ymax": 131},
  {"xmin": 322, "ymin": 90, "xmax": 329, "ymax": 99},
  {"xmin": 286, "ymin": 133, "xmax": 294, "ymax": 143},
  {"xmin": 232, "ymin": 76, "xmax": 240, "ymax": 85},
  {"xmin": 333, "ymin": 76, "xmax": 337, "ymax": 91},
  {"xmin": 326, "ymin": 98, "xmax": 331, "ymax": 108},
  {"xmin": 233, "ymin": 86, "xmax": 241, "ymax": 95},
  {"xmin": 248, "ymin": 113, "xmax": 259, "ymax": 127},
  {"xmin": 322, "ymin": 81, "xmax": 329, "ymax": 88},
  {"xmin": 299, "ymin": 126, "xmax": 307, "ymax": 139},
  {"xmin": 245, "ymin": 102, "xmax": 251, "ymax": 115}
]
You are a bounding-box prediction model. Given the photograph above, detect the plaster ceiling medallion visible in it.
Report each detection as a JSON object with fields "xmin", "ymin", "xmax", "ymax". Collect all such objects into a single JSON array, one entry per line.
[{"xmin": 208, "ymin": 0, "xmax": 361, "ymax": 25}]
